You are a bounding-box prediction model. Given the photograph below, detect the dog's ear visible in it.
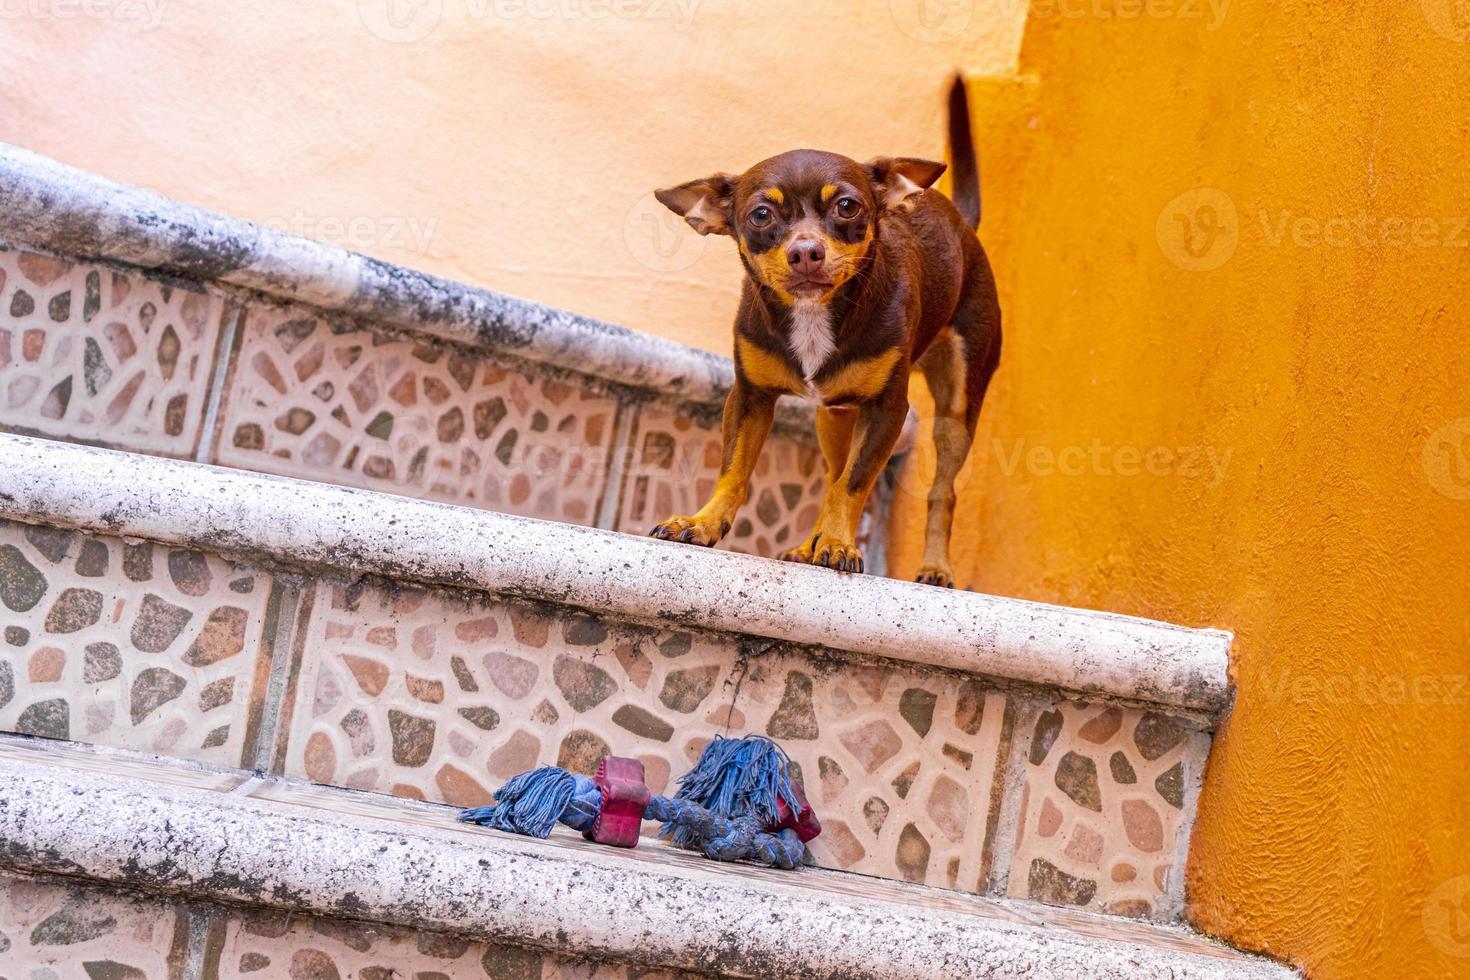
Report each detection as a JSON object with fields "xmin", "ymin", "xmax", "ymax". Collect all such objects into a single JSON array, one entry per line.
[
  {"xmin": 655, "ymin": 174, "xmax": 737, "ymax": 236},
  {"xmin": 865, "ymin": 157, "xmax": 946, "ymax": 211}
]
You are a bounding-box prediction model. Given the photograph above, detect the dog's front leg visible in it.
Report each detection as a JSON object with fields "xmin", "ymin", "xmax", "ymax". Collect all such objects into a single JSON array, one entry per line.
[
  {"xmin": 650, "ymin": 379, "xmax": 776, "ymax": 547},
  {"xmin": 781, "ymin": 379, "xmax": 908, "ymax": 573}
]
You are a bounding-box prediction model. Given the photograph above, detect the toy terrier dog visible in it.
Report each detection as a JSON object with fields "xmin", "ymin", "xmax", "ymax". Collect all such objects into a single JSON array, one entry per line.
[{"xmin": 649, "ymin": 76, "xmax": 1001, "ymax": 588}]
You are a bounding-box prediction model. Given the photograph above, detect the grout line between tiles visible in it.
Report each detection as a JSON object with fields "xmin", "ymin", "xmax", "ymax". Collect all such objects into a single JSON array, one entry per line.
[{"xmin": 195, "ymin": 304, "xmax": 244, "ymax": 464}]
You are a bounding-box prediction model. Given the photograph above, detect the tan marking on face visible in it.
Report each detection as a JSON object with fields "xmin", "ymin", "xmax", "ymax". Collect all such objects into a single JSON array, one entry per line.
[
  {"xmin": 764, "ymin": 187, "xmax": 784, "ymax": 205},
  {"xmin": 820, "ymin": 184, "xmax": 839, "ymax": 203},
  {"xmin": 818, "ymin": 348, "xmax": 903, "ymax": 404},
  {"xmin": 737, "ymin": 335, "xmax": 804, "ymax": 394}
]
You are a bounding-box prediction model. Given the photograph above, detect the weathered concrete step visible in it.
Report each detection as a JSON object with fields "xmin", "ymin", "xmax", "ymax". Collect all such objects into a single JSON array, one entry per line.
[
  {"xmin": 0, "ymin": 735, "xmax": 1295, "ymax": 980},
  {"xmin": 0, "ymin": 432, "xmax": 1227, "ymax": 921}
]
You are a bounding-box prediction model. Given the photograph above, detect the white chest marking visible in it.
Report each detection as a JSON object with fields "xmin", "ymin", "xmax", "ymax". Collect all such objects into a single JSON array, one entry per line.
[{"xmin": 787, "ymin": 299, "xmax": 835, "ymax": 386}]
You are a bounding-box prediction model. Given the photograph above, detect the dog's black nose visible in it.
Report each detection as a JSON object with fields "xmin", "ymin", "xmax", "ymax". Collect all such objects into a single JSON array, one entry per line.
[{"xmin": 786, "ymin": 239, "xmax": 826, "ymax": 275}]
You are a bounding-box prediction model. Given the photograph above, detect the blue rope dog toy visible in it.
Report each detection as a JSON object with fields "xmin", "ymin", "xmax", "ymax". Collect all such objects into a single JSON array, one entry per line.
[{"xmin": 459, "ymin": 735, "xmax": 821, "ymax": 869}]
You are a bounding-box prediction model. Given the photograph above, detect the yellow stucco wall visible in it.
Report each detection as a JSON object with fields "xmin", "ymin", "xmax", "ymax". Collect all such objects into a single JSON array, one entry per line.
[
  {"xmin": 885, "ymin": 4, "xmax": 1470, "ymax": 977},
  {"xmin": 0, "ymin": 0, "xmax": 1022, "ymax": 353}
]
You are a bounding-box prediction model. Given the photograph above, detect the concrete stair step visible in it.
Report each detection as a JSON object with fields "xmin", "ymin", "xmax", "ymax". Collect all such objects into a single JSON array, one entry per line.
[
  {"xmin": 0, "ymin": 734, "xmax": 1295, "ymax": 980},
  {"xmin": 0, "ymin": 432, "xmax": 1228, "ymax": 926}
]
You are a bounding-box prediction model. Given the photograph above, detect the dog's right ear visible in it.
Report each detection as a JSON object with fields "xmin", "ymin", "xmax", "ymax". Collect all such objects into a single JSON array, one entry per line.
[{"xmin": 655, "ymin": 174, "xmax": 736, "ymax": 236}]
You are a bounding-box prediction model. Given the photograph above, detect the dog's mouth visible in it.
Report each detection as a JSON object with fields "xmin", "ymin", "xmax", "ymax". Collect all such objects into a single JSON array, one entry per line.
[{"xmin": 785, "ymin": 275, "xmax": 834, "ymax": 296}]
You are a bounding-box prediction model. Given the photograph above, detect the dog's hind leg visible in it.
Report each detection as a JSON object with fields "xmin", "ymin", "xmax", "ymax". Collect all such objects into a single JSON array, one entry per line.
[
  {"xmin": 914, "ymin": 298, "xmax": 1000, "ymax": 588},
  {"xmin": 914, "ymin": 327, "xmax": 970, "ymax": 588}
]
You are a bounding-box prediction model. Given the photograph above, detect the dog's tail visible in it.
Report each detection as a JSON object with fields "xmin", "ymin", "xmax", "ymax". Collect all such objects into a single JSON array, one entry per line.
[{"xmin": 947, "ymin": 73, "xmax": 980, "ymax": 229}]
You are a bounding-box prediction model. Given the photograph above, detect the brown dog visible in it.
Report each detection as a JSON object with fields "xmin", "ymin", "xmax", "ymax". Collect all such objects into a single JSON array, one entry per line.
[{"xmin": 649, "ymin": 76, "xmax": 1000, "ymax": 588}]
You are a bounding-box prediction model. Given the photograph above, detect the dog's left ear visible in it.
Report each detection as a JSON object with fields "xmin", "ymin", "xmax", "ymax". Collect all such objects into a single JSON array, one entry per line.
[
  {"xmin": 655, "ymin": 173, "xmax": 737, "ymax": 236},
  {"xmin": 866, "ymin": 157, "xmax": 947, "ymax": 211}
]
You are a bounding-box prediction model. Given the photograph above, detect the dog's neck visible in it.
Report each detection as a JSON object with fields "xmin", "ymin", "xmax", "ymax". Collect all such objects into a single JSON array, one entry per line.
[{"xmin": 786, "ymin": 298, "xmax": 834, "ymax": 382}]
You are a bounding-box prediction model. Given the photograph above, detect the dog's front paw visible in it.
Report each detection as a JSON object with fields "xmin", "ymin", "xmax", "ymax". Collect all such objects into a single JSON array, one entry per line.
[
  {"xmin": 781, "ymin": 534, "xmax": 864, "ymax": 573},
  {"xmin": 649, "ymin": 514, "xmax": 728, "ymax": 547},
  {"xmin": 914, "ymin": 564, "xmax": 955, "ymax": 588}
]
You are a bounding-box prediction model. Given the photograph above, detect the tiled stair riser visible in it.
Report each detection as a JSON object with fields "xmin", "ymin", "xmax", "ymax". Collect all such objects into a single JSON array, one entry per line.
[
  {"xmin": 0, "ymin": 242, "xmax": 826, "ymax": 559},
  {"xmin": 1002, "ymin": 699, "xmax": 1208, "ymax": 922},
  {"xmin": 0, "ymin": 243, "xmax": 230, "ymax": 457},
  {"xmin": 279, "ymin": 576, "xmax": 1013, "ymax": 891},
  {"xmin": 0, "ymin": 869, "xmax": 695, "ymax": 980},
  {"xmin": 0, "ymin": 518, "xmax": 278, "ymax": 769},
  {"xmin": 0, "ymin": 512, "xmax": 1208, "ymax": 920}
]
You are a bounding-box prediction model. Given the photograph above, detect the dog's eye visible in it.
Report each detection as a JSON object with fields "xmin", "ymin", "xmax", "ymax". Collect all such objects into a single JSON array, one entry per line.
[
  {"xmin": 749, "ymin": 206, "xmax": 774, "ymax": 228},
  {"xmin": 836, "ymin": 197, "xmax": 861, "ymax": 219}
]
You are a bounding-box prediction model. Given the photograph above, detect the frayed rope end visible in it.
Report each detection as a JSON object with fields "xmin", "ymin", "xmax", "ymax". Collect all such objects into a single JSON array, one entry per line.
[
  {"xmin": 458, "ymin": 766, "xmax": 577, "ymax": 838},
  {"xmin": 666, "ymin": 735, "xmax": 801, "ymax": 848}
]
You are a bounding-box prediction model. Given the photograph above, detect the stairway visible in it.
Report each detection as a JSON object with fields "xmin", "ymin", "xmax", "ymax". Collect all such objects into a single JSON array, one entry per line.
[{"xmin": 0, "ymin": 144, "xmax": 1296, "ymax": 978}]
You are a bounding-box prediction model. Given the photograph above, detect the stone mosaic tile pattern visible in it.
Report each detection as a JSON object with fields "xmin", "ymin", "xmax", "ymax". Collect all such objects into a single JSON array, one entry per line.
[
  {"xmin": 616, "ymin": 405, "xmax": 825, "ymax": 557},
  {"xmin": 0, "ymin": 244, "xmax": 226, "ymax": 456},
  {"xmin": 0, "ymin": 518, "xmax": 273, "ymax": 767},
  {"xmin": 281, "ymin": 579, "xmax": 1011, "ymax": 891},
  {"xmin": 212, "ymin": 906, "xmax": 700, "ymax": 980},
  {"xmin": 216, "ymin": 304, "xmax": 618, "ymax": 525},
  {"xmin": 1007, "ymin": 699, "xmax": 1207, "ymax": 920},
  {"xmin": 0, "ymin": 870, "xmax": 187, "ymax": 979}
]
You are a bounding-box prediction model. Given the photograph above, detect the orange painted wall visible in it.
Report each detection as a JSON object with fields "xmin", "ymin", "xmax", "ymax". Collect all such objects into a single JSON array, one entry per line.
[{"xmin": 886, "ymin": 3, "xmax": 1470, "ymax": 977}]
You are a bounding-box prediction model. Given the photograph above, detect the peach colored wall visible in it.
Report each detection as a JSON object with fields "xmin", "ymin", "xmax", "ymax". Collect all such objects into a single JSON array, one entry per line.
[
  {"xmin": 885, "ymin": 4, "xmax": 1470, "ymax": 978},
  {"xmin": 0, "ymin": 0, "xmax": 1023, "ymax": 353}
]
